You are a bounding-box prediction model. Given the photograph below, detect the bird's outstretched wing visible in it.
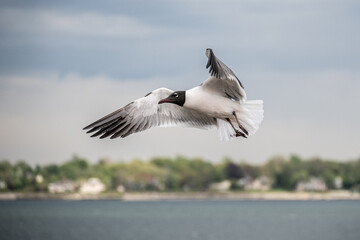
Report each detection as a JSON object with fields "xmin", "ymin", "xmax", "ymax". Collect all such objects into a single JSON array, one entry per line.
[
  {"xmin": 203, "ymin": 48, "xmax": 247, "ymax": 101},
  {"xmin": 83, "ymin": 88, "xmax": 217, "ymax": 139}
]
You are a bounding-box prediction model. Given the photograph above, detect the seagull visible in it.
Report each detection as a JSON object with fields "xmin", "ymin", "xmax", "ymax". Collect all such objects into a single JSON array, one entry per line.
[{"xmin": 83, "ymin": 48, "xmax": 264, "ymax": 141}]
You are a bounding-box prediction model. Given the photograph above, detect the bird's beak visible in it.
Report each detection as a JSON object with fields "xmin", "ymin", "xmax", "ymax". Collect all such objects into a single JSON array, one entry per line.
[{"xmin": 158, "ymin": 98, "xmax": 170, "ymax": 104}]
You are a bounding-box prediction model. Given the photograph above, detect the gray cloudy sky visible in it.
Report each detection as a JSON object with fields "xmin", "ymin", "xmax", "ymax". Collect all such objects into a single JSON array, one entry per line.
[{"xmin": 0, "ymin": 0, "xmax": 359, "ymax": 165}]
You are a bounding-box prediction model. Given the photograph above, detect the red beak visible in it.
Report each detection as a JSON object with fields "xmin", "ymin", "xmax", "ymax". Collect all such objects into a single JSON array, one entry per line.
[{"xmin": 158, "ymin": 98, "xmax": 170, "ymax": 104}]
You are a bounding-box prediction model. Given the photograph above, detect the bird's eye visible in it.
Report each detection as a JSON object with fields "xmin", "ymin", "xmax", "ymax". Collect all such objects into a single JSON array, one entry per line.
[{"xmin": 174, "ymin": 93, "xmax": 179, "ymax": 98}]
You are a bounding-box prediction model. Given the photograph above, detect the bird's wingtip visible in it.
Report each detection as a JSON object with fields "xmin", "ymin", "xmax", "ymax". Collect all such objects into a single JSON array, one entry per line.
[
  {"xmin": 83, "ymin": 123, "xmax": 94, "ymax": 130},
  {"xmin": 205, "ymin": 48, "xmax": 213, "ymax": 57}
]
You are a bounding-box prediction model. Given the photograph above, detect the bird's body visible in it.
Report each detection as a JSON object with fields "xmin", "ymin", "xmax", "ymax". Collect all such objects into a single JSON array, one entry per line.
[
  {"xmin": 185, "ymin": 84, "xmax": 240, "ymax": 119},
  {"xmin": 84, "ymin": 48, "xmax": 264, "ymax": 141}
]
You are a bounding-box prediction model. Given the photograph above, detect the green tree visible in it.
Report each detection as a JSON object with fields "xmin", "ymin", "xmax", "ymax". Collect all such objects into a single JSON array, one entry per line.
[{"xmin": 60, "ymin": 155, "xmax": 90, "ymax": 180}]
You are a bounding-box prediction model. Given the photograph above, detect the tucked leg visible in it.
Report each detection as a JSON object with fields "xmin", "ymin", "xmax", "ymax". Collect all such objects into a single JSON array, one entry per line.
[
  {"xmin": 233, "ymin": 112, "xmax": 248, "ymax": 136},
  {"xmin": 226, "ymin": 118, "xmax": 247, "ymax": 138}
]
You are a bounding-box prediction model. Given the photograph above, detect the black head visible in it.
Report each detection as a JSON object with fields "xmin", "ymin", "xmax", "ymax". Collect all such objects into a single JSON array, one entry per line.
[{"xmin": 158, "ymin": 91, "xmax": 186, "ymax": 107}]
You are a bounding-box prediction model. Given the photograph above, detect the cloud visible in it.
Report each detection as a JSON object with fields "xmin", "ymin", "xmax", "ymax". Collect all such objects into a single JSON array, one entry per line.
[
  {"xmin": 0, "ymin": 8, "xmax": 163, "ymax": 39},
  {"xmin": 1, "ymin": 2, "xmax": 359, "ymax": 78}
]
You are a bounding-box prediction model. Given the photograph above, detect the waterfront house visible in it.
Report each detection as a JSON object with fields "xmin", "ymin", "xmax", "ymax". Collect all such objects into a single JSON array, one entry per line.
[
  {"xmin": 48, "ymin": 180, "xmax": 76, "ymax": 193},
  {"xmin": 0, "ymin": 180, "xmax": 6, "ymax": 190},
  {"xmin": 296, "ymin": 177, "xmax": 328, "ymax": 192},
  {"xmin": 209, "ymin": 180, "xmax": 231, "ymax": 191},
  {"xmin": 238, "ymin": 176, "xmax": 272, "ymax": 191},
  {"xmin": 334, "ymin": 176, "xmax": 343, "ymax": 189},
  {"xmin": 116, "ymin": 185, "xmax": 125, "ymax": 193},
  {"xmin": 79, "ymin": 178, "xmax": 106, "ymax": 194},
  {"xmin": 35, "ymin": 174, "xmax": 44, "ymax": 184}
]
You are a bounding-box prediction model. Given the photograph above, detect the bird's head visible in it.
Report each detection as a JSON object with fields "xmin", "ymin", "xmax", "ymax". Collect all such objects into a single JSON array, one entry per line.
[{"xmin": 158, "ymin": 91, "xmax": 185, "ymax": 107}]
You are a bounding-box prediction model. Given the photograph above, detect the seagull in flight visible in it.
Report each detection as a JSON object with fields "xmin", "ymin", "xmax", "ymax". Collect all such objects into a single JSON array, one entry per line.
[{"xmin": 83, "ymin": 48, "xmax": 263, "ymax": 141}]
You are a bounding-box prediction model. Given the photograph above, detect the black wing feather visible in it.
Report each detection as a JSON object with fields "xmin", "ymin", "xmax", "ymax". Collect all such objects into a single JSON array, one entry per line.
[{"xmin": 205, "ymin": 48, "xmax": 244, "ymax": 89}]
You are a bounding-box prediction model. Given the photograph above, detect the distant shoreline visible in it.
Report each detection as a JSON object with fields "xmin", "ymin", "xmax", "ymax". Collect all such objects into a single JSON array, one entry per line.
[{"xmin": 1, "ymin": 191, "xmax": 359, "ymax": 201}]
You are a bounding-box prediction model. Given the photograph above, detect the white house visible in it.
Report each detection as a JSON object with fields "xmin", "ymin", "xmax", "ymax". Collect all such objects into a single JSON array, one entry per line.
[
  {"xmin": 209, "ymin": 180, "xmax": 231, "ymax": 191},
  {"xmin": 48, "ymin": 180, "xmax": 76, "ymax": 193},
  {"xmin": 296, "ymin": 177, "xmax": 327, "ymax": 192},
  {"xmin": 35, "ymin": 174, "xmax": 43, "ymax": 184},
  {"xmin": 116, "ymin": 185, "xmax": 125, "ymax": 193},
  {"xmin": 238, "ymin": 176, "xmax": 272, "ymax": 191},
  {"xmin": 248, "ymin": 176, "xmax": 272, "ymax": 191},
  {"xmin": 79, "ymin": 178, "xmax": 106, "ymax": 194},
  {"xmin": 334, "ymin": 176, "xmax": 343, "ymax": 189},
  {"xmin": 0, "ymin": 180, "xmax": 6, "ymax": 190}
]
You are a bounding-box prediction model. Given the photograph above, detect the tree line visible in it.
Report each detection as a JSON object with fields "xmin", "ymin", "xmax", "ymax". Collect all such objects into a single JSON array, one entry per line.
[{"xmin": 0, "ymin": 155, "xmax": 359, "ymax": 192}]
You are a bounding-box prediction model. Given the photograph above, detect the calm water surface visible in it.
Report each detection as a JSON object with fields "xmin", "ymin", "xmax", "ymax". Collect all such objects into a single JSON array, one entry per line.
[{"xmin": 0, "ymin": 200, "xmax": 359, "ymax": 240}]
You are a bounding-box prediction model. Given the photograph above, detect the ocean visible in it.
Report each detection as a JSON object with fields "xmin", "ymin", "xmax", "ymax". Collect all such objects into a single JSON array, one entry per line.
[{"xmin": 1, "ymin": 199, "xmax": 359, "ymax": 240}]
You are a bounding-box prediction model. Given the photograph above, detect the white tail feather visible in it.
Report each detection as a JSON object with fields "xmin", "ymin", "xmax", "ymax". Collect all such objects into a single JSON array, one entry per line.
[
  {"xmin": 217, "ymin": 100, "xmax": 264, "ymax": 141},
  {"xmin": 239, "ymin": 100, "xmax": 264, "ymax": 136},
  {"xmin": 217, "ymin": 119, "xmax": 236, "ymax": 141}
]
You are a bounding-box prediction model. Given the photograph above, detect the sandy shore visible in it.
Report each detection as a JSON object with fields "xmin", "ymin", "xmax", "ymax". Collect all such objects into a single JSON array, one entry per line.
[
  {"xmin": 1, "ymin": 191, "xmax": 359, "ymax": 201},
  {"xmin": 122, "ymin": 191, "xmax": 360, "ymax": 201}
]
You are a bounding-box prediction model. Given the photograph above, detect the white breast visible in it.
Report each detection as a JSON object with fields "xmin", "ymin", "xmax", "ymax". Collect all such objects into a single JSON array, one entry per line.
[{"xmin": 184, "ymin": 86, "xmax": 238, "ymax": 119}]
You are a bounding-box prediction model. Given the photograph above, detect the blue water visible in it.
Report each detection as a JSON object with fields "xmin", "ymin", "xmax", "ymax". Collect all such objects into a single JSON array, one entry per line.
[{"xmin": 0, "ymin": 200, "xmax": 359, "ymax": 240}]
